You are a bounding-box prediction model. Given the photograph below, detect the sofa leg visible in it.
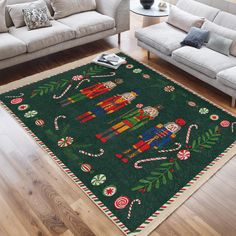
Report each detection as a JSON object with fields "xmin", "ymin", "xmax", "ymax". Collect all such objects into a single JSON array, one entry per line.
[
  {"xmin": 147, "ymin": 51, "xmax": 150, "ymax": 60},
  {"xmin": 232, "ymin": 97, "xmax": 236, "ymax": 107},
  {"xmin": 118, "ymin": 33, "xmax": 121, "ymax": 45}
]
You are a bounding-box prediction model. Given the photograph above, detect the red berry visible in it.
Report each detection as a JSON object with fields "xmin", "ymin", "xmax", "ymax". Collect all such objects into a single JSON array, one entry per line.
[{"xmin": 170, "ymin": 169, "xmax": 175, "ymax": 173}]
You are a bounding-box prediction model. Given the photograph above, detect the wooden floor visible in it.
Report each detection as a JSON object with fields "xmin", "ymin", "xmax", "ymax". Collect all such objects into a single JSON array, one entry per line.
[{"xmin": 0, "ymin": 11, "xmax": 236, "ymax": 236}]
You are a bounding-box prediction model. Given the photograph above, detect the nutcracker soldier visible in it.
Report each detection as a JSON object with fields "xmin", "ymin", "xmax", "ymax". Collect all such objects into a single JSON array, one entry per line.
[
  {"xmin": 115, "ymin": 120, "xmax": 185, "ymax": 163},
  {"xmin": 60, "ymin": 79, "xmax": 123, "ymax": 107},
  {"xmin": 76, "ymin": 91, "xmax": 139, "ymax": 123},
  {"xmin": 96, "ymin": 105, "xmax": 162, "ymax": 143}
]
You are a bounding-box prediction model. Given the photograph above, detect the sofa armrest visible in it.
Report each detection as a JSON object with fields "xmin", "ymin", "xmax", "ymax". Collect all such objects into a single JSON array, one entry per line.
[{"xmin": 96, "ymin": 0, "xmax": 130, "ymax": 33}]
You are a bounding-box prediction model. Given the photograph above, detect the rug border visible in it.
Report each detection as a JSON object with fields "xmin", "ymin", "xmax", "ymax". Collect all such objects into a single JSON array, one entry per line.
[{"xmin": 0, "ymin": 49, "xmax": 236, "ymax": 236}]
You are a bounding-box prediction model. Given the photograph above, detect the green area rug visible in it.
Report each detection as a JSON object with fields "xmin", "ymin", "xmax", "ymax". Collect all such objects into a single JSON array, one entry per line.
[{"xmin": 1, "ymin": 51, "xmax": 236, "ymax": 235}]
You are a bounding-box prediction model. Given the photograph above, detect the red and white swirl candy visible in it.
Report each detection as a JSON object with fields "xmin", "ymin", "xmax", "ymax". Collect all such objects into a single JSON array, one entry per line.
[
  {"xmin": 177, "ymin": 150, "xmax": 191, "ymax": 160},
  {"xmin": 11, "ymin": 98, "xmax": 23, "ymax": 105},
  {"xmin": 58, "ymin": 137, "xmax": 74, "ymax": 148},
  {"xmin": 114, "ymin": 196, "xmax": 130, "ymax": 210}
]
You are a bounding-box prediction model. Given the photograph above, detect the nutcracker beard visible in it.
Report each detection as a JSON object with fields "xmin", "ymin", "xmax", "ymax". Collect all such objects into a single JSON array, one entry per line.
[{"xmin": 115, "ymin": 122, "xmax": 182, "ymax": 164}]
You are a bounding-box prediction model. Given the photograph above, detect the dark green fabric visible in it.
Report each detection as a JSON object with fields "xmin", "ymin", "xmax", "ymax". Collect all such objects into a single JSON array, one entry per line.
[{"xmin": 0, "ymin": 53, "xmax": 235, "ymax": 233}]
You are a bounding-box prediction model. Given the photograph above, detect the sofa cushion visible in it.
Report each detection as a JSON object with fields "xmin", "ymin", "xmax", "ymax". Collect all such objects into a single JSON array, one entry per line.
[
  {"xmin": 217, "ymin": 67, "xmax": 236, "ymax": 90},
  {"xmin": 0, "ymin": 33, "xmax": 26, "ymax": 60},
  {"xmin": 214, "ymin": 11, "xmax": 236, "ymax": 31},
  {"xmin": 58, "ymin": 11, "xmax": 115, "ymax": 38},
  {"xmin": 0, "ymin": 0, "xmax": 8, "ymax": 32},
  {"xmin": 167, "ymin": 6, "xmax": 204, "ymax": 32},
  {"xmin": 135, "ymin": 22, "xmax": 187, "ymax": 56},
  {"xmin": 51, "ymin": 0, "xmax": 96, "ymax": 20},
  {"xmin": 176, "ymin": 0, "xmax": 219, "ymax": 21},
  {"xmin": 9, "ymin": 20, "xmax": 75, "ymax": 52},
  {"xmin": 202, "ymin": 21, "xmax": 236, "ymax": 57},
  {"xmin": 172, "ymin": 46, "xmax": 236, "ymax": 78},
  {"xmin": 7, "ymin": 0, "xmax": 52, "ymax": 28}
]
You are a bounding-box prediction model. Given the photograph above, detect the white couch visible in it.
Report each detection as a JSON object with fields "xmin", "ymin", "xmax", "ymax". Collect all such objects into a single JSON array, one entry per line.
[
  {"xmin": 0, "ymin": 0, "xmax": 130, "ymax": 70},
  {"xmin": 135, "ymin": 0, "xmax": 236, "ymax": 107}
]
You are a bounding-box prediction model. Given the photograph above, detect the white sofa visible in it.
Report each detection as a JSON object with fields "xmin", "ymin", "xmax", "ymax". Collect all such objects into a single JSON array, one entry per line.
[
  {"xmin": 0, "ymin": 0, "xmax": 130, "ymax": 70},
  {"xmin": 135, "ymin": 0, "xmax": 236, "ymax": 107}
]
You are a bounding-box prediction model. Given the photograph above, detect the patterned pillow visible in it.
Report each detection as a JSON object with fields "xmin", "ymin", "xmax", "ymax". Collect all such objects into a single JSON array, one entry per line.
[{"xmin": 23, "ymin": 7, "xmax": 52, "ymax": 30}]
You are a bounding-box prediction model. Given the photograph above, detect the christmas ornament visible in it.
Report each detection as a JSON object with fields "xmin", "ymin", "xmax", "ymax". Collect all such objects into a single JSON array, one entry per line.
[
  {"xmin": 188, "ymin": 101, "xmax": 196, "ymax": 107},
  {"xmin": 164, "ymin": 85, "xmax": 175, "ymax": 92},
  {"xmin": 199, "ymin": 108, "xmax": 209, "ymax": 115},
  {"xmin": 220, "ymin": 120, "xmax": 230, "ymax": 128},
  {"xmin": 91, "ymin": 174, "xmax": 106, "ymax": 186},
  {"xmin": 18, "ymin": 104, "xmax": 29, "ymax": 111},
  {"xmin": 103, "ymin": 185, "xmax": 117, "ymax": 197},
  {"xmin": 35, "ymin": 119, "xmax": 45, "ymax": 126},
  {"xmin": 24, "ymin": 110, "xmax": 38, "ymax": 118},
  {"xmin": 127, "ymin": 199, "xmax": 141, "ymax": 219},
  {"xmin": 57, "ymin": 137, "xmax": 74, "ymax": 148},
  {"xmin": 114, "ymin": 196, "xmax": 130, "ymax": 209},
  {"xmin": 210, "ymin": 114, "xmax": 219, "ymax": 121},
  {"xmin": 81, "ymin": 163, "xmax": 92, "ymax": 173}
]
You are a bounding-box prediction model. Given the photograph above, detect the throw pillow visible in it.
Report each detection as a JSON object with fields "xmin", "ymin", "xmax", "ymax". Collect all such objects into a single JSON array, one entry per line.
[
  {"xmin": 206, "ymin": 33, "xmax": 233, "ymax": 56},
  {"xmin": 167, "ymin": 6, "xmax": 205, "ymax": 32},
  {"xmin": 50, "ymin": 0, "xmax": 96, "ymax": 20},
  {"xmin": 7, "ymin": 0, "xmax": 52, "ymax": 28},
  {"xmin": 202, "ymin": 20, "xmax": 236, "ymax": 57},
  {"xmin": 23, "ymin": 7, "xmax": 52, "ymax": 30},
  {"xmin": 181, "ymin": 27, "xmax": 209, "ymax": 49},
  {"xmin": 0, "ymin": 0, "xmax": 8, "ymax": 32}
]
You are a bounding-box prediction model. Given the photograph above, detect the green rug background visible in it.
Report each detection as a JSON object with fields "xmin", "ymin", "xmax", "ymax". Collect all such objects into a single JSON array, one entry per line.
[{"xmin": 1, "ymin": 53, "xmax": 236, "ymax": 233}]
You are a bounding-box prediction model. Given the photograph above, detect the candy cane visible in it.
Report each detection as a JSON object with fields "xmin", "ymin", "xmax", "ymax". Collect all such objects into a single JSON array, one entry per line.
[
  {"xmin": 79, "ymin": 148, "xmax": 104, "ymax": 157},
  {"xmin": 232, "ymin": 122, "xmax": 236, "ymax": 133},
  {"xmin": 91, "ymin": 72, "xmax": 116, "ymax": 78},
  {"xmin": 53, "ymin": 84, "xmax": 72, "ymax": 99},
  {"xmin": 54, "ymin": 115, "xmax": 66, "ymax": 130},
  {"xmin": 75, "ymin": 79, "xmax": 90, "ymax": 90},
  {"xmin": 134, "ymin": 157, "xmax": 167, "ymax": 169},
  {"xmin": 186, "ymin": 124, "xmax": 198, "ymax": 144},
  {"xmin": 157, "ymin": 142, "xmax": 182, "ymax": 153},
  {"xmin": 5, "ymin": 93, "xmax": 24, "ymax": 98},
  {"xmin": 127, "ymin": 199, "xmax": 141, "ymax": 219}
]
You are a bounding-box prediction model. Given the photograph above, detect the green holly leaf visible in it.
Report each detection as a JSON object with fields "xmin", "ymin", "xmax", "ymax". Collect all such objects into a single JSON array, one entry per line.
[
  {"xmin": 162, "ymin": 175, "xmax": 167, "ymax": 185},
  {"xmin": 168, "ymin": 171, "xmax": 173, "ymax": 180},
  {"xmin": 155, "ymin": 180, "xmax": 160, "ymax": 189},
  {"xmin": 131, "ymin": 185, "xmax": 144, "ymax": 191},
  {"xmin": 139, "ymin": 179, "xmax": 150, "ymax": 184}
]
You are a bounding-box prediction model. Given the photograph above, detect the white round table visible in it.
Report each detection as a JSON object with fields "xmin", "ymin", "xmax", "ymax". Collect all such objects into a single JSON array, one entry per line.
[{"xmin": 130, "ymin": 1, "xmax": 170, "ymax": 27}]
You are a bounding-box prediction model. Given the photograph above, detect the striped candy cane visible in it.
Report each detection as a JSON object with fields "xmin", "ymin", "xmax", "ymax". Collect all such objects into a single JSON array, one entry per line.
[
  {"xmin": 232, "ymin": 122, "xmax": 236, "ymax": 133},
  {"xmin": 91, "ymin": 72, "xmax": 116, "ymax": 78},
  {"xmin": 127, "ymin": 199, "xmax": 141, "ymax": 219},
  {"xmin": 157, "ymin": 142, "xmax": 182, "ymax": 153},
  {"xmin": 134, "ymin": 157, "xmax": 167, "ymax": 169},
  {"xmin": 75, "ymin": 79, "xmax": 90, "ymax": 90},
  {"xmin": 5, "ymin": 93, "xmax": 24, "ymax": 98},
  {"xmin": 54, "ymin": 115, "xmax": 66, "ymax": 130},
  {"xmin": 186, "ymin": 124, "xmax": 198, "ymax": 144},
  {"xmin": 53, "ymin": 84, "xmax": 72, "ymax": 99},
  {"xmin": 79, "ymin": 148, "xmax": 104, "ymax": 157}
]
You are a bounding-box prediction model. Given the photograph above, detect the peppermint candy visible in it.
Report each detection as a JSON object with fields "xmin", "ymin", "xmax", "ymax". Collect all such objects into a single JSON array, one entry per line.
[
  {"xmin": 57, "ymin": 137, "xmax": 74, "ymax": 148},
  {"xmin": 177, "ymin": 150, "xmax": 191, "ymax": 160},
  {"xmin": 11, "ymin": 98, "xmax": 23, "ymax": 105},
  {"xmin": 114, "ymin": 196, "xmax": 130, "ymax": 210},
  {"xmin": 18, "ymin": 104, "xmax": 29, "ymax": 111},
  {"xmin": 220, "ymin": 120, "xmax": 230, "ymax": 128},
  {"xmin": 103, "ymin": 185, "xmax": 117, "ymax": 197},
  {"xmin": 35, "ymin": 119, "xmax": 45, "ymax": 126},
  {"xmin": 91, "ymin": 174, "xmax": 106, "ymax": 186},
  {"xmin": 81, "ymin": 163, "xmax": 92, "ymax": 173}
]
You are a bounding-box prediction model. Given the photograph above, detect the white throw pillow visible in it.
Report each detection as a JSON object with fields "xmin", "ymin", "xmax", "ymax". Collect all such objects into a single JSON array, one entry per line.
[
  {"xmin": 167, "ymin": 6, "xmax": 205, "ymax": 32},
  {"xmin": 50, "ymin": 0, "xmax": 96, "ymax": 20},
  {"xmin": 202, "ymin": 20, "xmax": 236, "ymax": 57},
  {"xmin": 7, "ymin": 0, "xmax": 52, "ymax": 28},
  {"xmin": 0, "ymin": 0, "xmax": 8, "ymax": 32}
]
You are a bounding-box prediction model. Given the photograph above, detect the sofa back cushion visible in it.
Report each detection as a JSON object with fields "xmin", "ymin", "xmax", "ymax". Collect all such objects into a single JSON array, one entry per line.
[
  {"xmin": 214, "ymin": 11, "xmax": 236, "ymax": 31},
  {"xmin": 167, "ymin": 6, "xmax": 204, "ymax": 32},
  {"xmin": 0, "ymin": 0, "xmax": 8, "ymax": 32},
  {"xmin": 202, "ymin": 20, "xmax": 236, "ymax": 57},
  {"xmin": 177, "ymin": 0, "xmax": 219, "ymax": 21},
  {"xmin": 5, "ymin": 0, "xmax": 53, "ymax": 27},
  {"xmin": 7, "ymin": 0, "xmax": 52, "ymax": 28},
  {"xmin": 50, "ymin": 0, "xmax": 96, "ymax": 20}
]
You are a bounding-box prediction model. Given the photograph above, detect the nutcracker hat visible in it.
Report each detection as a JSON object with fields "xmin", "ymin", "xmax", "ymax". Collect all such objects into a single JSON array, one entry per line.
[{"xmin": 131, "ymin": 90, "xmax": 139, "ymax": 96}]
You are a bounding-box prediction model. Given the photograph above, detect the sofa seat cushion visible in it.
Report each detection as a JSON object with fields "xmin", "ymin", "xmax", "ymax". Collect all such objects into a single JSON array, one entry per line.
[
  {"xmin": 0, "ymin": 33, "xmax": 26, "ymax": 60},
  {"xmin": 217, "ymin": 67, "xmax": 236, "ymax": 90},
  {"xmin": 9, "ymin": 20, "xmax": 75, "ymax": 53},
  {"xmin": 58, "ymin": 11, "xmax": 115, "ymax": 38},
  {"xmin": 135, "ymin": 22, "xmax": 187, "ymax": 56},
  {"xmin": 172, "ymin": 46, "xmax": 236, "ymax": 78}
]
